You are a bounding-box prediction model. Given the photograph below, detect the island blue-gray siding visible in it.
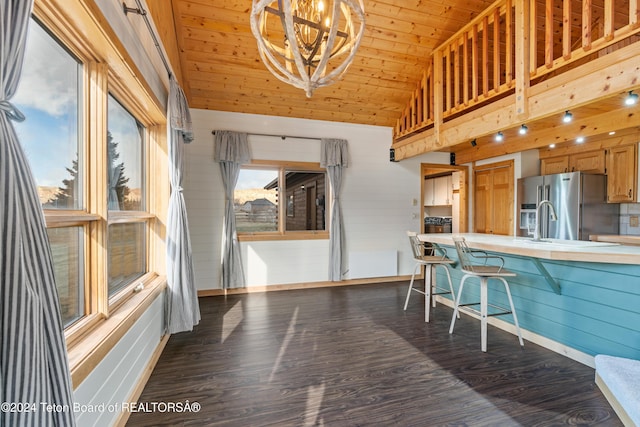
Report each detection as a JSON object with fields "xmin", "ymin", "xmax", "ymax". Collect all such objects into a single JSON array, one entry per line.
[{"xmin": 434, "ymin": 246, "xmax": 640, "ymax": 359}]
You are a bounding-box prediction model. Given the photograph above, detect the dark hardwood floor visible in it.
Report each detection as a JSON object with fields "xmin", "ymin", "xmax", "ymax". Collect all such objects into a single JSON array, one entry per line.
[{"xmin": 126, "ymin": 281, "xmax": 621, "ymax": 426}]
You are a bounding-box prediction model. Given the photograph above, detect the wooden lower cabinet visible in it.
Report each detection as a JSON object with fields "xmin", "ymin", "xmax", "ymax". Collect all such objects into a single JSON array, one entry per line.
[{"xmin": 474, "ymin": 161, "xmax": 513, "ymax": 235}]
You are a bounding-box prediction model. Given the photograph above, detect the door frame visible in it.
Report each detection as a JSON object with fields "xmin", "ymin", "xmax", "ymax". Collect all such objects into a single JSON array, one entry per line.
[{"xmin": 420, "ymin": 163, "xmax": 469, "ymax": 233}]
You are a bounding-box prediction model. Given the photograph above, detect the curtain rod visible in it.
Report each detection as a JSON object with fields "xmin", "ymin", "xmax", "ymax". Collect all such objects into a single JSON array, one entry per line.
[
  {"xmin": 211, "ymin": 130, "xmax": 322, "ymax": 141},
  {"xmin": 123, "ymin": 1, "xmax": 172, "ymax": 78}
]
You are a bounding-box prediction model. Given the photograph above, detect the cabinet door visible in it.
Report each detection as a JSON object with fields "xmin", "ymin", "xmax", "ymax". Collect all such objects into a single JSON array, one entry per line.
[
  {"xmin": 423, "ymin": 178, "xmax": 435, "ymax": 205},
  {"xmin": 569, "ymin": 150, "xmax": 605, "ymax": 173},
  {"xmin": 541, "ymin": 156, "xmax": 569, "ymax": 175},
  {"xmin": 606, "ymin": 145, "xmax": 637, "ymax": 202},
  {"xmin": 434, "ymin": 176, "xmax": 450, "ymax": 205}
]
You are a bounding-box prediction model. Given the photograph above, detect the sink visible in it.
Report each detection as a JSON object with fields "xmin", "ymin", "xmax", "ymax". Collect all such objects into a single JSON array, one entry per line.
[{"xmin": 517, "ymin": 238, "xmax": 619, "ymax": 247}]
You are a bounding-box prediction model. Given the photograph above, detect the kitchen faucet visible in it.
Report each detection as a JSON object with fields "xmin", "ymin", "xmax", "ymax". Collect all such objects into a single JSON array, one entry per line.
[{"xmin": 532, "ymin": 199, "xmax": 558, "ymax": 242}]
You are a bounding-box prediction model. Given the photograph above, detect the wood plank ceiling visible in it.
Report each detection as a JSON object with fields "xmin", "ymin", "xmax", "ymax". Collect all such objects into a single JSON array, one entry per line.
[{"xmin": 149, "ymin": 0, "xmax": 496, "ymax": 128}]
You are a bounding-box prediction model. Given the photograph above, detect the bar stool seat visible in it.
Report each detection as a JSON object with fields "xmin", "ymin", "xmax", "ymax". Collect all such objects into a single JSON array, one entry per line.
[
  {"xmin": 449, "ymin": 236, "xmax": 524, "ymax": 352},
  {"xmin": 404, "ymin": 231, "xmax": 457, "ymax": 322}
]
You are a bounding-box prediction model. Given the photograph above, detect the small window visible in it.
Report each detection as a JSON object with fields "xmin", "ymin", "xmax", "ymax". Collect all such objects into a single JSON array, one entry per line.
[{"xmin": 235, "ymin": 163, "xmax": 327, "ymax": 236}]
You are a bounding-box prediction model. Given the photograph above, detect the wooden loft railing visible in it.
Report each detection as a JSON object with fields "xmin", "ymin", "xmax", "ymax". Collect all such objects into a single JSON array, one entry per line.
[{"xmin": 393, "ymin": 0, "xmax": 640, "ymax": 142}]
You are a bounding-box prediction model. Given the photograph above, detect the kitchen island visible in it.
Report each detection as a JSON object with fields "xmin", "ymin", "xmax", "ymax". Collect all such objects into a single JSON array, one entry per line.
[{"xmin": 417, "ymin": 233, "xmax": 640, "ymax": 366}]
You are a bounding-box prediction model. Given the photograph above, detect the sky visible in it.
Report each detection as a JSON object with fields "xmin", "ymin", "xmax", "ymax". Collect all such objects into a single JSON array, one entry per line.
[
  {"xmin": 237, "ymin": 169, "xmax": 278, "ymax": 190},
  {"xmin": 13, "ymin": 19, "xmax": 142, "ymax": 191},
  {"xmin": 13, "ymin": 20, "xmax": 79, "ymax": 188}
]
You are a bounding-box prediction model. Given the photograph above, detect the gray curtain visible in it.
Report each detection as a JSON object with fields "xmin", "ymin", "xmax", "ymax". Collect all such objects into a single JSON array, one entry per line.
[
  {"xmin": 214, "ymin": 131, "xmax": 250, "ymax": 289},
  {"xmin": 166, "ymin": 75, "xmax": 200, "ymax": 334},
  {"xmin": 0, "ymin": 1, "xmax": 76, "ymax": 425},
  {"xmin": 321, "ymin": 138, "xmax": 349, "ymax": 281}
]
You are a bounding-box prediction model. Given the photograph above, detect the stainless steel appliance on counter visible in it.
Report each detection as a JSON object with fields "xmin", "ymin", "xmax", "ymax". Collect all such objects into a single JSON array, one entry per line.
[{"xmin": 517, "ymin": 171, "xmax": 619, "ymax": 240}]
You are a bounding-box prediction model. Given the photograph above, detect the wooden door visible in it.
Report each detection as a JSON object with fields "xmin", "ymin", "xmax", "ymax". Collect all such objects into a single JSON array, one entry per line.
[
  {"xmin": 473, "ymin": 170, "xmax": 491, "ymax": 233},
  {"xmin": 474, "ymin": 160, "xmax": 514, "ymax": 235},
  {"xmin": 491, "ymin": 167, "xmax": 513, "ymax": 235},
  {"xmin": 606, "ymin": 145, "xmax": 637, "ymax": 202}
]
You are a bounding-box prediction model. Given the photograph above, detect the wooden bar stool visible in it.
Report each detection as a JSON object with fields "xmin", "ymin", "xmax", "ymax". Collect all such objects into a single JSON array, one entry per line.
[
  {"xmin": 404, "ymin": 231, "xmax": 457, "ymax": 322},
  {"xmin": 449, "ymin": 236, "xmax": 524, "ymax": 352}
]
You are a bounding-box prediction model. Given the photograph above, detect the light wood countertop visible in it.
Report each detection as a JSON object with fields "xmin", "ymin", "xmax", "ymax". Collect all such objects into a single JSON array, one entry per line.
[
  {"xmin": 418, "ymin": 233, "xmax": 640, "ymax": 265},
  {"xmin": 590, "ymin": 235, "xmax": 640, "ymax": 245}
]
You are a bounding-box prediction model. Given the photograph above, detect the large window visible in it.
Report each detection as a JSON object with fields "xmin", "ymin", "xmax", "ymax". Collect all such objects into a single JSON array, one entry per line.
[
  {"xmin": 14, "ymin": 19, "xmax": 84, "ymax": 327},
  {"xmin": 13, "ymin": 16, "xmax": 157, "ymax": 333},
  {"xmin": 235, "ymin": 163, "xmax": 328, "ymax": 238}
]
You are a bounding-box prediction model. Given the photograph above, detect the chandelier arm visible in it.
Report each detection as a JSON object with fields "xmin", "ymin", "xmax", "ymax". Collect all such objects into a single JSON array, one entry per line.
[
  {"xmin": 281, "ymin": 0, "xmax": 315, "ymax": 93},
  {"xmin": 315, "ymin": 0, "xmax": 364, "ymax": 84},
  {"xmin": 317, "ymin": 19, "xmax": 364, "ymax": 83},
  {"xmin": 251, "ymin": 3, "xmax": 303, "ymax": 86},
  {"xmin": 310, "ymin": 0, "xmax": 341, "ymax": 81}
]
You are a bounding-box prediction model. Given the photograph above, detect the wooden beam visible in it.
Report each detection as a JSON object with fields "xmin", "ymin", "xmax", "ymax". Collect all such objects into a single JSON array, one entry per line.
[{"xmin": 455, "ymin": 110, "xmax": 640, "ymax": 164}]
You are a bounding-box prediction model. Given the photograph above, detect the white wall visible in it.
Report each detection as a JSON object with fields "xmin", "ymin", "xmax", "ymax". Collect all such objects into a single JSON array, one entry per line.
[
  {"xmin": 184, "ymin": 109, "xmax": 451, "ymax": 289},
  {"xmin": 74, "ymin": 294, "xmax": 164, "ymax": 426}
]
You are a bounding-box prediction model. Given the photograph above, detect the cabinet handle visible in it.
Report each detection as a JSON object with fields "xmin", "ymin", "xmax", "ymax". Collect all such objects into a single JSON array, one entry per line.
[{"xmin": 629, "ymin": 189, "xmax": 633, "ymax": 198}]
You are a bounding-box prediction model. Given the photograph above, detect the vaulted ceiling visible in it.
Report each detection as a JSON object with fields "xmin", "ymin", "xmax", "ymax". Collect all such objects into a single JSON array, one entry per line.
[{"xmin": 148, "ymin": 0, "xmax": 496, "ymax": 128}]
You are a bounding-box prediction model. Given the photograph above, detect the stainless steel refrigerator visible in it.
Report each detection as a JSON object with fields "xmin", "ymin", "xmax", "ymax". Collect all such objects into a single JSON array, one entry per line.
[{"xmin": 517, "ymin": 172, "xmax": 619, "ymax": 240}]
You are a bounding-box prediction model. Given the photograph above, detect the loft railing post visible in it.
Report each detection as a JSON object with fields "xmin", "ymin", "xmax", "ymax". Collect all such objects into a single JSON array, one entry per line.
[
  {"xmin": 515, "ymin": 0, "xmax": 530, "ymax": 119},
  {"xmin": 433, "ymin": 48, "xmax": 444, "ymax": 147}
]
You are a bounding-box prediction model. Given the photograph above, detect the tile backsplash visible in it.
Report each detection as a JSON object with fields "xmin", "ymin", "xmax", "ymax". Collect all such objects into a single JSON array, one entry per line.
[{"xmin": 619, "ymin": 203, "xmax": 640, "ymax": 235}]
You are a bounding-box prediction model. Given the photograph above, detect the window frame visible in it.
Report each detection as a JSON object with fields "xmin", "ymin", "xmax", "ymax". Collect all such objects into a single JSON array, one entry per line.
[
  {"xmin": 30, "ymin": 0, "xmax": 168, "ymax": 357},
  {"xmin": 237, "ymin": 160, "xmax": 330, "ymax": 242}
]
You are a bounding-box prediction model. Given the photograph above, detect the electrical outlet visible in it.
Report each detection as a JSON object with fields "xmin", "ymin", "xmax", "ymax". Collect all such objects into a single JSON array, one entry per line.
[{"xmin": 630, "ymin": 215, "xmax": 639, "ymax": 227}]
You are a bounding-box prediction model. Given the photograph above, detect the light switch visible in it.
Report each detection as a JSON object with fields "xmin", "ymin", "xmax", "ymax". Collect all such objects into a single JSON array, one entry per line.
[
  {"xmin": 630, "ymin": 216, "xmax": 639, "ymax": 227},
  {"xmin": 412, "ymin": 198, "xmax": 418, "ymax": 206}
]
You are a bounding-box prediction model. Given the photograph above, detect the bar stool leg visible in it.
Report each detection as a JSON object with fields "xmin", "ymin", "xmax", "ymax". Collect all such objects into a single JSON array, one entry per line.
[
  {"xmin": 499, "ymin": 277, "xmax": 524, "ymax": 347},
  {"xmin": 403, "ymin": 263, "xmax": 421, "ymax": 310},
  {"xmin": 480, "ymin": 277, "xmax": 488, "ymax": 352},
  {"xmin": 425, "ymin": 265, "xmax": 434, "ymax": 322},
  {"xmin": 449, "ymin": 275, "xmax": 469, "ymax": 334},
  {"xmin": 437, "ymin": 265, "xmax": 459, "ymax": 319}
]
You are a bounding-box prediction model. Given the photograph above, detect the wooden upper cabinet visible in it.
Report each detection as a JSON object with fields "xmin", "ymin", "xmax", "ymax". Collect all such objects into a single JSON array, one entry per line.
[
  {"xmin": 541, "ymin": 150, "xmax": 605, "ymax": 175},
  {"xmin": 606, "ymin": 145, "xmax": 637, "ymax": 203},
  {"xmin": 569, "ymin": 150, "xmax": 606, "ymax": 174},
  {"xmin": 541, "ymin": 156, "xmax": 569, "ymax": 175}
]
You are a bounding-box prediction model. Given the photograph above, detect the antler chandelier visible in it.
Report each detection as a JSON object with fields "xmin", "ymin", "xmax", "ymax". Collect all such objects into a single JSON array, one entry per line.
[{"xmin": 250, "ymin": 0, "xmax": 365, "ymax": 97}]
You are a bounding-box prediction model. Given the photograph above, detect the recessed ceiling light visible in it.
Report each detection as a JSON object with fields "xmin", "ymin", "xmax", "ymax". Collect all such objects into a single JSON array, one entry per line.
[
  {"xmin": 549, "ymin": 143, "xmax": 556, "ymax": 148},
  {"xmin": 495, "ymin": 131, "xmax": 504, "ymax": 142},
  {"xmin": 609, "ymin": 131, "xmax": 616, "ymax": 135},
  {"xmin": 576, "ymin": 136, "xmax": 585, "ymax": 143},
  {"xmin": 625, "ymin": 91, "xmax": 638, "ymax": 106},
  {"xmin": 519, "ymin": 124, "xmax": 528, "ymax": 135},
  {"xmin": 562, "ymin": 111, "xmax": 573, "ymax": 123}
]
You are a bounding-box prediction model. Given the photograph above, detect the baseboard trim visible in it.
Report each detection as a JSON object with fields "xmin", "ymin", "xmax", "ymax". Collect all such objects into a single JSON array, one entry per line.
[
  {"xmin": 114, "ymin": 333, "xmax": 170, "ymax": 427},
  {"xmin": 197, "ymin": 275, "xmax": 413, "ymax": 297}
]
